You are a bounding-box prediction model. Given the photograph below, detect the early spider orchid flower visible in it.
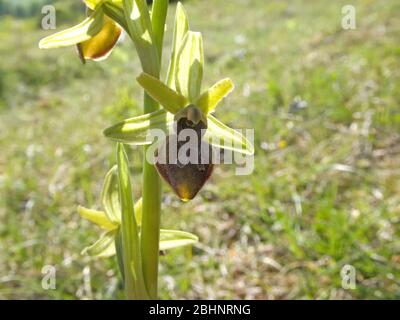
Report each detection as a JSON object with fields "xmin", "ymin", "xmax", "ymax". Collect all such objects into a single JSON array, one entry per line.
[
  {"xmin": 104, "ymin": 6, "xmax": 254, "ymax": 201},
  {"xmin": 78, "ymin": 165, "xmax": 198, "ymax": 259},
  {"xmin": 39, "ymin": 1, "xmax": 125, "ymax": 62}
]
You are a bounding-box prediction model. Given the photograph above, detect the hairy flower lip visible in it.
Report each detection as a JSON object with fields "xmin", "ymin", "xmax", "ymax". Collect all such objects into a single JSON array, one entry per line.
[
  {"xmin": 156, "ymin": 161, "xmax": 214, "ymax": 201},
  {"xmin": 155, "ymin": 134, "xmax": 214, "ymax": 201}
]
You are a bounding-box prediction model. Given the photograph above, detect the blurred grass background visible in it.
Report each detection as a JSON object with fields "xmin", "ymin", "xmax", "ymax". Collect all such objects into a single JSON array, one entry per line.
[{"xmin": 0, "ymin": 0, "xmax": 399, "ymax": 299}]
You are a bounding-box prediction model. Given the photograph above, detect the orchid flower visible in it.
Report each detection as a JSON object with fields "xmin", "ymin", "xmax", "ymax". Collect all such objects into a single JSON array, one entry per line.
[
  {"xmin": 40, "ymin": 0, "xmax": 161, "ymax": 74},
  {"xmin": 78, "ymin": 165, "xmax": 198, "ymax": 259},
  {"xmin": 104, "ymin": 4, "xmax": 254, "ymax": 200},
  {"xmin": 39, "ymin": 1, "xmax": 134, "ymax": 63}
]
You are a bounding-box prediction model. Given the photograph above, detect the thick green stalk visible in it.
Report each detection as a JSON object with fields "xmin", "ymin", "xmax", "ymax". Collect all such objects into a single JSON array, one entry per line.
[{"xmin": 140, "ymin": 0, "xmax": 169, "ymax": 299}]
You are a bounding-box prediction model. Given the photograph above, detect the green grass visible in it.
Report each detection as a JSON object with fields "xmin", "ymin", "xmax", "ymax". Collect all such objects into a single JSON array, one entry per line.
[{"xmin": 1, "ymin": 0, "xmax": 400, "ymax": 299}]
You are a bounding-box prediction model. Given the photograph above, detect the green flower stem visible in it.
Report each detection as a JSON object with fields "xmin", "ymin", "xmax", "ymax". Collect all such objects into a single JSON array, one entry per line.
[{"xmin": 140, "ymin": 0, "xmax": 169, "ymax": 299}]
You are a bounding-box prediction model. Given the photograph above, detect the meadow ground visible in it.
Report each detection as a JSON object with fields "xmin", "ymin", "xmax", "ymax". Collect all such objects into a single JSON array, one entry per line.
[{"xmin": 0, "ymin": 0, "xmax": 399, "ymax": 299}]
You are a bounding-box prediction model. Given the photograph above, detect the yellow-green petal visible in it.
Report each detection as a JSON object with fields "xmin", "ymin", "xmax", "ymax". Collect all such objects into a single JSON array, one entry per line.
[
  {"xmin": 78, "ymin": 206, "xmax": 117, "ymax": 231},
  {"xmin": 195, "ymin": 78, "xmax": 235, "ymax": 114}
]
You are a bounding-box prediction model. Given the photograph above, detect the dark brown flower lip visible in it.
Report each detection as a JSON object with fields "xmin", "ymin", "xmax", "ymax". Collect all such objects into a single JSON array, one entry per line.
[
  {"xmin": 155, "ymin": 131, "xmax": 214, "ymax": 201},
  {"xmin": 156, "ymin": 161, "xmax": 214, "ymax": 201},
  {"xmin": 154, "ymin": 104, "xmax": 215, "ymax": 201}
]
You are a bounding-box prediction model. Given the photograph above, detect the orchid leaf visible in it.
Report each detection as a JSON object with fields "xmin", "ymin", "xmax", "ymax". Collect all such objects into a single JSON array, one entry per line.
[
  {"xmin": 123, "ymin": 0, "xmax": 159, "ymax": 76},
  {"xmin": 166, "ymin": 2, "xmax": 189, "ymax": 88},
  {"xmin": 137, "ymin": 73, "xmax": 187, "ymax": 114},
  {"xmin": 159, "ymin": 229, "xmax": 198, "ymax": 251},
  {"xmin": 39, "ymin": 7, "xmax": 104, "ymax": 49},
  {"xmin": 78, "ymin": 206, "xmax": 117, "ymax": 231},
  {"xmin": 175, "ymin": 31, "xmax": 204, "ymax": 102},
  {"xmin": 195, "ymin": 78, "xmax": 235, "ymax": 114},
  {"xmin": 101, "ymin": 166, "xmax": 121, "ymax": 224},
  {"xmin": 82, "ymin": 229, "xmax": 117, "ymax": 258},
  {"xmin": 103, "ymin": 109, "xmax": 175, "ymax": 145},
  {"xmin": 205, "ymin": 115, "xmax": 255, "ymax": 155}
]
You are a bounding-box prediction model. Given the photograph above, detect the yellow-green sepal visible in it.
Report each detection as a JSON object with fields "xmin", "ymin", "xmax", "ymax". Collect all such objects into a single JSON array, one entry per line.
[
  {"xmin": 175, "ymin": 31, "xmax": 204, "ymax": 102},
  {"xmin": 137, "ymin": 73, "xmax": 187, "ymax": 114},
  {"xmin": 159, "ymin": 229, "xmax": 198, "ymax": 251},
  {"xmin": 39, "ymin": 7, "xmax": 104, "ymax": 49},
  {"xmin": 166, "ymin": 2, "xmax": 189, "ymax": 88},
  {"xmin": 205, "ymin": 115, "xmax": 255, "ymax": 155},
  {"xmin": 101, "ymin": 166, "xmax": 121, "ymax": 224},
  {"xmin": 103, "ymin": 109, "xmax": 175, "ymax": 145},
  {"xmin": 82, "ymin": 227, "xmax": 198, "ymax": 258},
  {"xmin": 81, "ymin": 229, "xmax": 118, "ymax": 258},
  {"xmin": 78, "ymin": 206, "xmax": 118, "ymax": 231}
]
